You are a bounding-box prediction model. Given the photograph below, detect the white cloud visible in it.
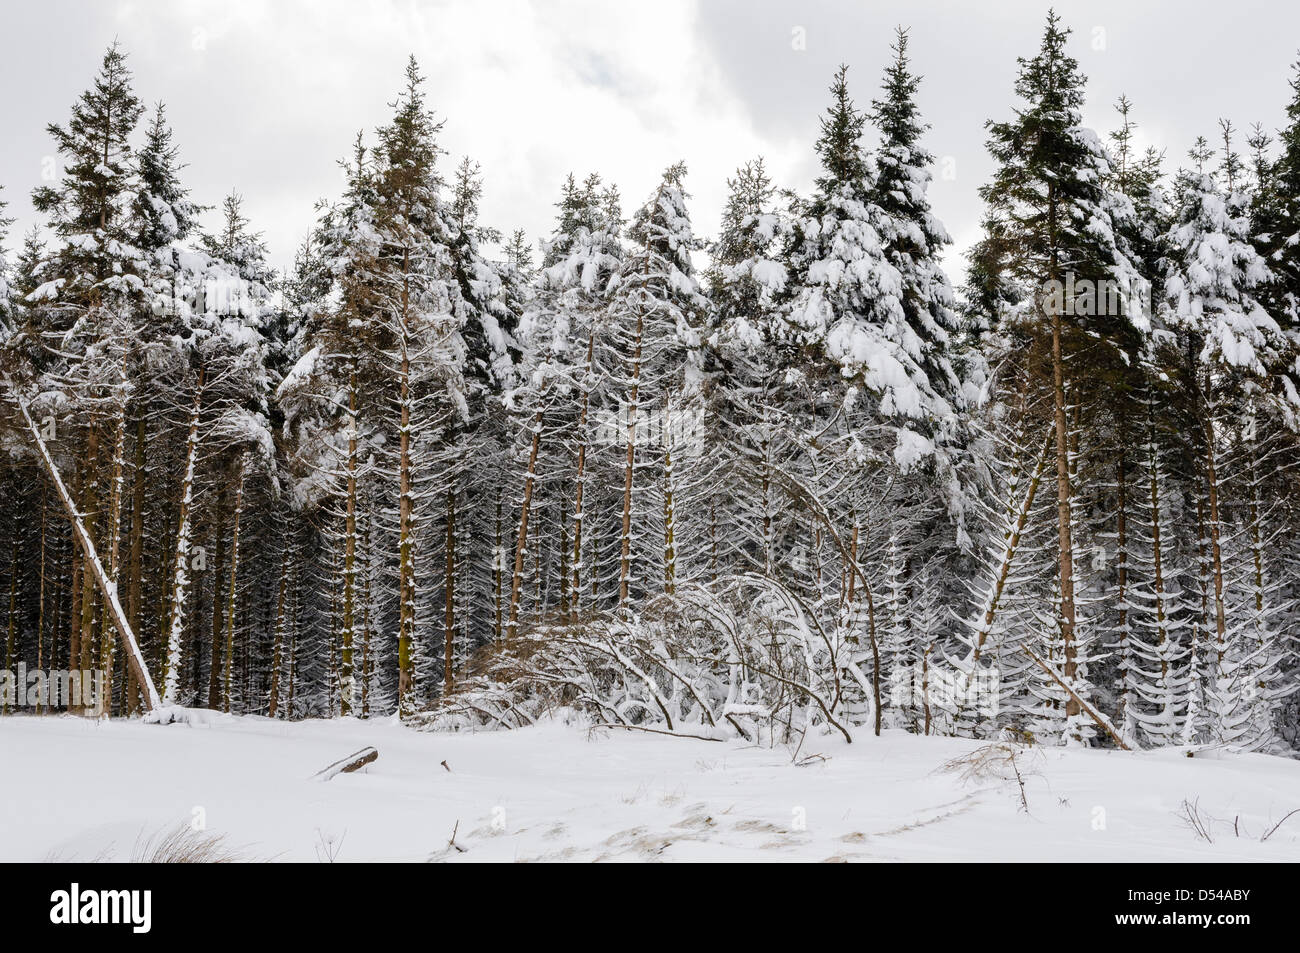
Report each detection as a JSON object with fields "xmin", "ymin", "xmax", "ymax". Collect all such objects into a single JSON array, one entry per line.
[{"xmin": 2, "ymin": 0, "xmax": 1298, "ymax": 284}]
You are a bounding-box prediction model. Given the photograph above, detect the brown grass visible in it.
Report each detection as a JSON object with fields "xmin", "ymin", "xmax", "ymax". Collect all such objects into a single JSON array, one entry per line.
[{"xmin": 130, "ymin": 822, "xmax": 250, "ymax": 863}]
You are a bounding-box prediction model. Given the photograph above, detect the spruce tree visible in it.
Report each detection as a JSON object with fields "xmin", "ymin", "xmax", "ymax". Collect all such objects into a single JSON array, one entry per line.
[
  {"xmin": 133, "ymin": 103, "xmax": 203, "ymax": 256},
  {"xmin": 1255, "ymin": 57, "xmax": 1300, "ymax": 333},
  {"xmin": 30, "ymin": 42, "xmax": 144, "ymax": 316},
  {"xmin": 869, "ymin": 28, "xmax": 963, "ymax": 426},
  {"xmin": 970, "ymin": 11, "xmax": 1146, "ymax": 741},
  {"xmin": 0, "ymin": 186, "xmax": 12, "ymax": 341},
  {"xmin": 609, "ymin": 163, "xmax": 706, "ymax": 606},
  {"xmin": 1161, "ymin": 127, "xmax": 1299, "ymax": 747}
]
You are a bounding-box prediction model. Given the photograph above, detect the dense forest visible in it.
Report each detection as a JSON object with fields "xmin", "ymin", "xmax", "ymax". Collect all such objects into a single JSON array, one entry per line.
[{"xmin": 2, "ymin": 11, "xmax": 1299, "ymax": 754}]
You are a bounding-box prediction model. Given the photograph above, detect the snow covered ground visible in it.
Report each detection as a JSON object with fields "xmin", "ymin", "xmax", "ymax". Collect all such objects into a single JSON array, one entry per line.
[{"xmin": 3, "ymin": 713, "xmax": 1298, "ymax": 862}]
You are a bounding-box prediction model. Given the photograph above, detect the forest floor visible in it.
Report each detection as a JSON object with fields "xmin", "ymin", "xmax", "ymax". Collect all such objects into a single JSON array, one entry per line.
[{"xmin": 3, "ymin": 713, "xmax": 1299, "ymax": 862}]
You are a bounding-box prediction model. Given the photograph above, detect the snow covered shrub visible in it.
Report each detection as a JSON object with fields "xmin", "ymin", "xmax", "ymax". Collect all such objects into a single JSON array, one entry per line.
[{"xmin": 414, "ymin": 575, "xmax": 869, "ymax": 744}]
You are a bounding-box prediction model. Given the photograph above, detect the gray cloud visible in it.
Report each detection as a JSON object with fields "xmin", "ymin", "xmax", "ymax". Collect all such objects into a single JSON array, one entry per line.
[{"xmin": 2, "ymin": 1, "xmax": 1298, "ymax": 282}]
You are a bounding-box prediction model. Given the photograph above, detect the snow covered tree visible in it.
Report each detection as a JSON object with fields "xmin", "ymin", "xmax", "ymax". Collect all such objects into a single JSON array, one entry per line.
[
  {"xmin": 786, "ymin": 64, "xmax": 953, "ymax": 466},
  {"xmin": 132, "ymin": 103, "xmax": 203, "ymax": 256},
  {"xmin": 16, "ymin": 43, "xmax": 148, "ymax": 711},
  {"xmin": 606, "ymin": 163, "xmax": 707, "ymax": 607},
  {"xmin": 703, "ymin": 157, "xmax": 793, "ymax": 582},
  {"xmin": 968, "ymin": 12, "xmax": 1147, "ymax": 743},
  {"xmin": 869, "ymin": 28, "xmax": 964, "ymax": 433},
  {"xmin": 28, "ymin": 42, "xmax": 145, "ymax": 320},
  {"xmin": 1252, "ymin": 58, "xmax": 1300, "ymax": 335},
  {"xmin": 1161, "ymin": 126, "xmax": 1300, "ymax": 749},
  {"xmin": 0, "ymin": 187, "xmax": 12, "ymax": 341},
  {"xmin": 503, "ymin": 173, "xmax": 621, "ymax": 638}
]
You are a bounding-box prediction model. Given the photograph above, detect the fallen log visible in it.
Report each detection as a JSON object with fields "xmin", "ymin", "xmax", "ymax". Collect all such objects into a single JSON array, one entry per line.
[
  {"xmin": 313, "ymin": 747, "xmax": 379, "ymax": 781},
  {"xmin": 1022, "ymin": 646, "xmax": 1131, "ymax": 750},
  {"xmin": 9, "ymin": 386, "xmax": 161, "ymax": 713}
]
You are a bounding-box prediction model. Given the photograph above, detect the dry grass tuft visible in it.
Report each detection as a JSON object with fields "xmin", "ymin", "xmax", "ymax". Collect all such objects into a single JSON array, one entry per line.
[
  {"xmin": 940, "ymin": 742, "xmax": 1040, "ymax": 812},
  {"xmin": 130, "ymin": 822, "xmax": 250, "ymax": 863}
]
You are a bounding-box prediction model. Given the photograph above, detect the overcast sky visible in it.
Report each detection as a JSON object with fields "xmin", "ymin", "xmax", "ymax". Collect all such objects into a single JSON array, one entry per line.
[{"xmin": 3, "ymin": 0, "xmax": 1299, "ymax": 278}]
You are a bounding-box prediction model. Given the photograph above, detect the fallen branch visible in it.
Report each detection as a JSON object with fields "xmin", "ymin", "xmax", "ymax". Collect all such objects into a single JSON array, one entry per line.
[
  {"xmin": 447, "ymin": 820, "xmax": 467, "ymax": 854},
  {"xmin": 9, "ymin": 386, "xmax": 160, "ymax": 712},
  {"xmin": 972, "ymin": 426, "xmax": 1055, "ymax": 662},
  {"xmin": 313, "ymin": 747, "xmax": 379, "ymax": 781},
  {"xmin": 941, "ymin": 742, "xmax": 1040, "ymax": 813},
  {"xmin": 587, "ymin": 723, "xmax": 725, "ymax": 743},
  {"xmin": 1022, "ymin": 646, "xmax": 1130, "ymax": 750},
  {"xmin": 1261, "ymin": 808, "xmax": 1300, "ymax": 843}
]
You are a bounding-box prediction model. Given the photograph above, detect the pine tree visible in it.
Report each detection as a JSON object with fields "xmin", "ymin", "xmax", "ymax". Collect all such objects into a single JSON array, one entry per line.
[
  {"xmin": 787, "ymin": 64, "xmax": 951, "ymax": 464},
  {"xmin": 132, "ymin": 103, "xmax": 203, "ymax": 256},
  {"xmin": 29, "ymin": 42, "xmax": 145, "ymax": 318},
  {"xmin": 869, "ymin": 28, "xmax": 964, "ymax": 431},
  {"xmin": 1161, "ymin": 126, "xmax": 1299, "ymax": 748},
  {"xmin": 1254, "ymin": 58, "xmax": 1300, "ymax": 334},
  {"xmin": 504, "ymin": 176, "xmax": 618, "ymax": 638},
  {"xmin": 202, "ymin": 192, "xmax": 274, "ymax": 290},
  {"xmin": 969, "ymin": 12, "xmax": 1147, "ymax": 742},
  {"xmin": 0, "ymin": 186, "xmax": 12, "ymax": 341},
  {"xmin": 608, "ymin": 163, "xmax": 706, "ymax": 607},
  {"xmin": 704, "ymin": 157, "xmax": 794, "ymax": 582}
]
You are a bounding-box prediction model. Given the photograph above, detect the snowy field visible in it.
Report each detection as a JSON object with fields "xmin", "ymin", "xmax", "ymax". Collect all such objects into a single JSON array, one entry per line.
[{"xmin": 3, "ymin": 714, "xmax": 1299, "ymax": 862}]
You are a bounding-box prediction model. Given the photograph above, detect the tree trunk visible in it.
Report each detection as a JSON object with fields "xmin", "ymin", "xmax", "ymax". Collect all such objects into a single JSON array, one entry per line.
[
  {"xmin": 207, "ymin": 485, "xmax": 226, "ymax": 709},
  {"xmin": 507, "ymin": 412, "xmax": 543, "ymax": 641},
  {"xmin": 340, "ymin": 362, "xmax": 359, "ymax": 716},
  {"xmin": 3, "ymin": 539, "xmax": 17, "ymax": 714},
  {"xmin": 13, "ymin": 391, "xmax": 160, "ymax": 711},
  {"xmin": 268, "ymin": 547, "xmax": 289, "ymax": 718},
  {"xmin": 1116, "ymin": 449, "xmax": 1129, "ymax": 648},
  {"xmin": 619, "ymin": 305, "xmax": 645, "ymax": 607},
  {"xmin": 68, "ymin": 542, "xmax": 81, "ymax": 691},
  {"xmin": 162, "ymin": 368, "xmax": 204, "ymax": 705},
  {"xmin": 396, "ymin": 253, "xmax": 416, "ymax": 714},
  {"xmin": 662, "ymin": 415, "xmax": 677, "ymax": 595},
  {"xmin": 1202, "ymin": 403, "xmax": 1228, "ymax": 658},
  {"xmin": 443, "ymin": 489, "xmax": 456, "ymax": 691},
  {"xmin": 569, "ymin": 328, "xmax": 596, "ymax": 622},
  {"xmin": 361, "ymin": 506, "xmax": 373, "ymax": 717},
  {"xmin": 1049, "ymin": 283, "xmax": 1078, "ymax": 717},
  {"xmin": 36, "ymin": 487, "xmax": 47, "ymax": 714},
  {"xmin": 494, "ymin": 496, "xmax": 504, "ymax": 640},
  {"xmin": 78, "ymin": 426, "xmax": 100, "ymax": 711},
  {"xmin": 222, "ymin": 454, "xmax": 246, "ymax": 713},
  {"xmin": 99, "ymin": 378, "xmax": 128, "ymax": 714},
  {"xmin": 1148, "ymin": 426, "xmax": 1170, "ymax": 687},
  {"xmin": 288, "ymin": 560, "xmax": 299, "ymax": 719},
  {"xmin": 125, "ymin": 417, "xmax": 146, "ymax": 715}
]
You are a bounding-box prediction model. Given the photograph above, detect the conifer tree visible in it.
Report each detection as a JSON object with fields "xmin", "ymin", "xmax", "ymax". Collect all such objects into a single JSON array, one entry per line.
[
  {"xmin": 1254, "ymin": 58, "xmax": 1300, "ymax": 334},
  {"xmin": 1161, "ymin": 126, "xmax": 1299, "ymax": 748},
  {"xmin": 869, "ymin": 28, "xmax": 964, "ymax": 430},
  {"xmin": 133, "ymin": 103, "xmax": 203, "ymax": 256},
  {"xmin": 0, "ymin": 187, "xmax": 12, "ymax": 341},
  {"xmin": 969, "ymin": 12, "xmax": 1146, "ymax": 741},
  {"xmin": 608, "ymin": 163, "xmax": 706, "ymax": 607},
  {"xmin": 704, "ymin": 158, "xmax": 793, "ymax": 581},
  {"xmin": 788, "ymin": 65, "xmax": 945, "ymax": 456}
]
